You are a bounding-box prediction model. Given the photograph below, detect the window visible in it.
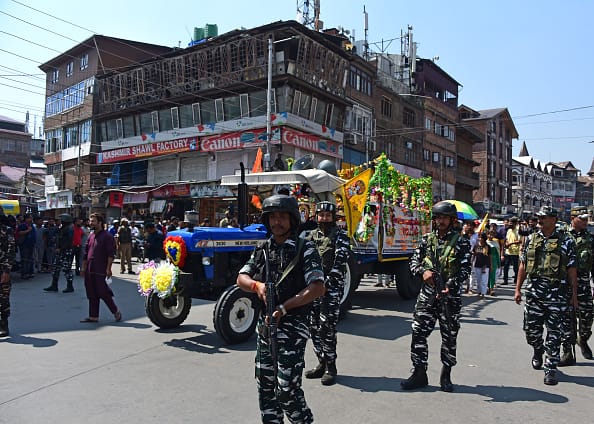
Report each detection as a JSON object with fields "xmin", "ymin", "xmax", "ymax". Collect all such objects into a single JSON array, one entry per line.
[
  {"xmin": 224, "ymin": 96, "xmax": 241, "ymax": 121},
  {"xmin": 325, "ymin": 104, "xmax": 334, "ymax": 127},
  {"xmin": 215, "ymin": 98, "xmax": 224, "ymax": 122},
  {"xmin": 432, "ymin": 152, "xmax": 440, "ymax": 163},
  {"xmin": 425, "ymin": 117, "xmax": 432, "ymax": 130},
  {"xmin": 171, "ymin": 107, "xmax": 180, "ymax": 129},
  {"xmin": 239, "ymin": 93, "xmax": 249, "ymax": 118},
  {"xmin": 151, "ymin": 111, "xmax": 159, "ymax": 132},
  {"xmin": 79, "ymin": 120, "xmax": 91, "ymax": 144},
  {"xmin": 445, "ymin": 156, "xmax": 455, "ymax": 167},
  {"xmin": 381, "ymin": 97, "xmax": 392, "ymax": 118},
  {"xmin": 292, "ymin": 90, "xmax": 302, "ymax": 114},
  {"xmin": 116, "ymin": 118, "xmax": 123, "ymax": 139},
  {"xmin": 159, "ymin": 109, "xmax": 172, "ymax": 131},
  {"xmin": 66, "ymin": 62, "xmax": 74, "ymax": 77},
  {"xmin": 423, "ymin": 149, "xmax": 430, "ymax": 161},
  {"xmin": 403, "ymin": 108, "xmax": 415, "ymax": 128},
  {"xmin": 51, "ymin": 69, "xmax": 59, "ymax": 84},
  {"xmin": 201, "ymin": 100, "xmax": 215, "ymax": 124},
  {"xmin": 80, "ymin": 53, "xmax": 89, "ymax": 70},
  {"xmin": 249, "ymin": 90, "xmax": 266, "ymax": 116},
  {"xmin": 349, "ymin": 66, "xmax": 372, "ymax": 96},
  {"xmin": 309, "ymin": 97, "xmax": 318, "ymax": 121},
  {"xmin": 434, "ymin": 122, "xmax": 442, "ymax": 135},
  {"xmin": 179, "ymin": 104, "xmax": 193, "ymax": 128},
  {"xmin": 405, "ymin": 140, "xmax": 413, "ymax": 150},
  {"xmin": 191, "ymin": 103, "xmax": 201, "ymax": 125}
]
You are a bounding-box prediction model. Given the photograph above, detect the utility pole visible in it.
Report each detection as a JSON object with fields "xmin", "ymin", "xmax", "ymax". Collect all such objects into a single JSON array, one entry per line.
[{"xmin": 265, "ymin": 36, "xmax": 273, "ymax": 172}]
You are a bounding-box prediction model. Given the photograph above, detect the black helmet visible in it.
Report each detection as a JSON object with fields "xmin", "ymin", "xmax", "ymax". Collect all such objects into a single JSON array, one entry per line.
[
  {"xmin": 317, "ymin": 159, "xmax": 338, "ymax": 176},
  {"xmin": 316, "ymin": 201, "xmax": 336, "ymax": 216},
  {"xmin": 431, "ymin": 201, "xmax": 458, "ymax": 219},
  {"xmin": 59, "ymin": 214, "xmax": 73, "ymax": 224},
  {"xmin": 261, "ymin": 195, "xmax": 300, "ymax": 231}
]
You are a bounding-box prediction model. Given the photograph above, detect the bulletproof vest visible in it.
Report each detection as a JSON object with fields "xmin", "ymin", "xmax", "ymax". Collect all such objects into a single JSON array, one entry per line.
[
  {"xmin": 525, "ymin": 232, "xmax": 568, "ymax": 280},
  {"xmin": 118, "ymin": 226, "xmax": 132, "ymax": 243},
  {"xmin": 569, "ymin": 230, "xmax": 593, "ymax": 274},
  {"xmin": 58, "ymin": 224, "xmax": 73, "ymax": 250},
  {"xmin": 423, "ymin": 231, "xmax": 460, "ymax": 281},
  {"xmin": 307, "ymin": 226, "xmax": 338, "ymax": 274},
  {"xmin": 252, "ymin": 238, "xmax": 309, "ymax": 315}
]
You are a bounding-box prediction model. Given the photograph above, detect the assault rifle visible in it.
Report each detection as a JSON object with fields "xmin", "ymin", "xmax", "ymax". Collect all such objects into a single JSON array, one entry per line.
[
  {"xmin": 430, "ymin": 266, "xmax": 453, "ymax": 333},
  {"xmin": 262, "ymin": 245, "xmax": 278, "ymax": 381},
  {"xmin": 569, "ymin": 304, "xmax": 578, "ymax": 359}
]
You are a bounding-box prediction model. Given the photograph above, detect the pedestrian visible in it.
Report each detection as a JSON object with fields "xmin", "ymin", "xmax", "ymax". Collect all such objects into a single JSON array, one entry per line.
[
  {"xmin": 16, "ymin": 213, "xmax": 36, "ymax": 279},
  {"xmin": 200, "ymin": 217, "xmax": 211, "ymax": 227},
  {"xmin": 72, "ymin": 217, "xmax": 84, "ymax": 276},
  {"xmin": 462, "ymin": 220, "xmax": 477, "ymax": 293},
  {"xmin": 80, "ymin": 213, "xmax": 121, "ymax": 323},
  {"xmin": 558, "ymin": 206, "xmax": 594, "ymax": 366},
  {"xmin": 117, "ymin": 218, "xmax": 134, "ymax": 274},
  {"xmin": 304, "ymin": 201, "xmax": 350, "ymax": 386},
  {"xmin": 44, "ymin": 214, "xmax": 75, "ymax": 293},
  {"xmin": 219, "ymin": 210, "xmax": 232, "ymax": 227},
  {"xmin": 502, "ymin": 217, "xmax": 521, "ymax": 285},
  {"xmin": 401, "ymin": 201, "xmax": 471, "ymax": 392},
  {"xmin": 0, "ymin": 206, "xmax": 16, "ymax": 337},
  {"xmin": 144, "ymin": 222, "xmax": 165, "ymax": 262},
  {"xmin": 32, "ymin": 215, "xmax": 45, "ymax": 274},
  {"xmin": 486, "ymin": 229, "xmax": 501, "ymax": 296},
  {"xmin": 79, "ymin": 218, "xmax": 91, "ymax": 273},
  {"xmin": 44, "ymin": 218, "xmax": 58, "ymax": 273},
  {"xmin": 237, "ymin": 194, "xmax": 325, "ymax": 424},
  {"xmin": 514, "ymin": 206, "xmax": 578, "ymax": 385},
  {"xmin": 471, "ymin": 232, "xmax": 490, "ymax": 299}
]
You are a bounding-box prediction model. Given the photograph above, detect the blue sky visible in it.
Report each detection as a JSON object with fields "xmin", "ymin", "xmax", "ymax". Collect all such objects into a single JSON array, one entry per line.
[{"xmin": 1, "ymin": 0, "xmax": 592, "ymax": 174}]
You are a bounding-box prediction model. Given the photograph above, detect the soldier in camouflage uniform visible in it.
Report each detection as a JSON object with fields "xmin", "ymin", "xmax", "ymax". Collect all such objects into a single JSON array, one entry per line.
[
  {"xmin": 402, "ymin": 201, "xmax": 471, "ymax": 392},
  {"xmin": 558, "ymin": 206, "xmax": 594, "ymax": 365},
  {"xmin": 514, "ymin": 206, "xmax": 578, "ymax": 385},
  {"xmin": 304, "ymin": 201, "xmax": 350, "ymax": 386},
  {"xmin": 237, "ymin": 194, "xmax": 325, "ymax": 424},
  {"xmin": 0, "ymin": 206, "xmax": 16, "ymax": 337},
  {"xmin": 44, "ymin": 214, "xmax": 75, "ymax": 293}
]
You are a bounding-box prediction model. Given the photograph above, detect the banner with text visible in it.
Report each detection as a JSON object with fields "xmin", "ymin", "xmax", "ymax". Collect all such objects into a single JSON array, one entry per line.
[
  {"xmin": 200, "ymin": 127, "xmax": 280, "ymax": 152},
  {"xmin": 97, "ymin": 137, "xmax": 199, "ymax": 164},
  {"xmin": 281, "ymin": 128, "xmax": 342, "ymax": 158}
]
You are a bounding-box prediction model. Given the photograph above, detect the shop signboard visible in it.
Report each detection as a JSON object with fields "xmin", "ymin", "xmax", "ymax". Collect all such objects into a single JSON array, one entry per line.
[
  {"xmin": 97, "ymin": 137, "xmax": 199, "ymax": 164},
  {"xmin": 200, "ymin": 127, "xmax": 280, "ymax": 152},
  {"xmin": 46, "ymin": 190, "xmax": 72, "ymax": 210},
  {"xmin": 281, "ymin": 128, "xmax": 343, "ymax": 158}
]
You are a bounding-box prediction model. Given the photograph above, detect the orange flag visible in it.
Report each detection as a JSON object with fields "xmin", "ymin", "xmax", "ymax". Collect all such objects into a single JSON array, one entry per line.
[
  {"xmin": 252, "ymin": 148, "xmax": 263, "ymax": 173},
  {"xmin": 339, "ymin": 168, "xmax": 373, "ymax": 238}
]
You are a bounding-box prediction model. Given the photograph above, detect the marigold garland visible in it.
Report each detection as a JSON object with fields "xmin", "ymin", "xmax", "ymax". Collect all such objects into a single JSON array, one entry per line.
[
  {"xmin": 137, "ymin": 260, "xmax": 179, "ymax": 298},
  {"xmin": 163, "ymin": 235, "xmax": 187, "ymax": 268},
  {"xmin": 137, "ymin": 261, "xmax": 157, "ymax": 296}
]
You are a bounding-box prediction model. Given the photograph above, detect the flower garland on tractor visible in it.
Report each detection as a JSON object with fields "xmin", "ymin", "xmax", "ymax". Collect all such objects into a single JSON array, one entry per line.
[{"xmin": 137, "ymin": 235, "xmax": 188, "ymax": 298}]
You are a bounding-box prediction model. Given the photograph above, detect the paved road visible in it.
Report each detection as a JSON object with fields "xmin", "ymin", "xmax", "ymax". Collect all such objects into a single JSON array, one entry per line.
[{"xmin": 2, "ymin": 269, "xmax": 594, "ymax": 423}]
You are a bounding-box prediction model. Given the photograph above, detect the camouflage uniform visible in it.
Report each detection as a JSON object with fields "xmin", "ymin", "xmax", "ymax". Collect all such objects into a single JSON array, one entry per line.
[
  {"xmin": 520, "ymin": 228, "xmax": 576, "ymax": 371},
  {"xmin": 0, "ymin": 217, "xmax": 16, "ymax": 335},
  {"xmin": 306, "ymin": 225, "xmax": 350, "ymax": 364},
  {"xmin": 45, "ymin": 222, "xmax": 74, "ymax": 292},
  {"xmin": 561, "ymin": 228, "xmax": 594, "ymax": 350},
  {"xmin": 239, "ymin": 235, "xmax": 324, "ymax": 424},
  {"xmin": 408, "ymin": 227, "xmax": 471, "ymax": 368}
]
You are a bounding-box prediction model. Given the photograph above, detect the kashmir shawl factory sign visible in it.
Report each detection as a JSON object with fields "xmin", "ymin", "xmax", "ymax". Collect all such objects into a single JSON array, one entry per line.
[{"xmin": 97, "ymin": 137, "xmax": 198, "ymax": 164}]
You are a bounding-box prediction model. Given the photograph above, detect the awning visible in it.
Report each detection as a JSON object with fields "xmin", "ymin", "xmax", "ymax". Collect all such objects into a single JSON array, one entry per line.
[{"xmin": 220, "ymin": 169, "xmax": 345, "ymax": 194}]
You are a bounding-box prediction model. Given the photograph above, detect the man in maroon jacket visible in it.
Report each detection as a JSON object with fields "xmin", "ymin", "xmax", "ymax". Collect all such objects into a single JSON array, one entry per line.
[{"xmin": 80, "ymin": 213, "xmax": 121, "ymax": 323}]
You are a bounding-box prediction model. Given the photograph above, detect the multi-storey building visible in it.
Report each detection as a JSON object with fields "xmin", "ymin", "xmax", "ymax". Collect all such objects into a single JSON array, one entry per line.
[
  {"xmin": 39, "ymin": 35, "xmax": 173, "ymax": 217},
  {"xmin": 511, "ymin": 142, "xmax": 552, "ymax": 217},
  {"xmin": 547, "ymin": 161, "xmax": 580, "ymax": 221},
  {"xmin": 460, "ymin": 107, "xmax": 518, "ymax": 214},
  {"xmin": 414, "ymin": 59, "xmax": 460, "ymax": 201},
  {"xmin": 0, "ymin": 115, "xmax": 32, "ymax": 168},
  {"xmin": 94, "ymin": 21, "xmax": 363, "ymax": 222}
]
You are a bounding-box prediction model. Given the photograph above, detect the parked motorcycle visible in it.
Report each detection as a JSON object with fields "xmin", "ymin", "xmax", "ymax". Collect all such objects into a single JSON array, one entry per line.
[{"xmin": 132, "ymin": 236, "xmax": 145, "ymax": 263}]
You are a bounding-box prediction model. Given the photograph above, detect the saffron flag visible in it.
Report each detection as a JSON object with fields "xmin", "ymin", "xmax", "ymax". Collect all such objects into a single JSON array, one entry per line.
[
  {"xmin": 252, "ymin": 148, "xmax": 263, "ymax": 173},
  {"xmin": 339, "ymin": 168, "xmax": 373, "ymax": 239}
]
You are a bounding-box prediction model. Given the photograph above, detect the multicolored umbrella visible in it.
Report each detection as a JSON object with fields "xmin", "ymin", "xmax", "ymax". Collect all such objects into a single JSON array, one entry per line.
[{"xmin": 443, "ymin": 200, "xmax": 479, "ymax": 220}]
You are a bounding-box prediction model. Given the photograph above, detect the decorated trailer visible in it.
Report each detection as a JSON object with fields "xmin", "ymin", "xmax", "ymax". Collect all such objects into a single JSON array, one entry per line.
[{"xmin": 137, "ymin": 155, "xmax": 430, "ymax": 344}]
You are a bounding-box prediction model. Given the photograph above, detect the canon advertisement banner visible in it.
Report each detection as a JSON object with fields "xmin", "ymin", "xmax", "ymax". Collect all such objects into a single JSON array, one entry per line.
[
  {"xmin": 281, "ymin": 128, "xmax": 342, "ymax": 158},
  {"xmin": 200, "ymin": 127, "xmax": 280, "ymax": 152},
  {"xmin": 97, "ymin": 137, "xmax": 199, "ymax": 164}
]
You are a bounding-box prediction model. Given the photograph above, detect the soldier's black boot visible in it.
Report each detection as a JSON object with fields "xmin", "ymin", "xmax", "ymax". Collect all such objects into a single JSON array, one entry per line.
[
  {"xmin": 544, "ymin": 368, "xmax": 558, "ymax": 385},
  {"xmin": 578, "ymin": 337, "xmax": 593, "ymax": 360},
  {"xmin": 440, "ymin": 366, "xmax": 454, "ymax": 392},
  {"xmin": 531, "ymin": 347, "xmax": 544, "ymax": 370},
  {"xmin": 62, "ymin": 282, "xmax": 74, "ymax": 293},
  {"xmin": 305, "ymin": 360, "xmax": 326, "ymax": 379},
  {"xmin": 0, "ymin": 319, "xmax": 9, "ymax": 337},
  {"xmin": 321, "ymin": 361, "xmax": 337, "ymax": 386},
  {"xmin": 400, "ymin": 366, "xmax": 428, "ymax": 390},
  {"xmin": 558, "ymin": 347, "xmax": 576, "ymax": 367},
  {"xmin": 43, "ymin": 281, "xmax": 58, "ymax": 292}
]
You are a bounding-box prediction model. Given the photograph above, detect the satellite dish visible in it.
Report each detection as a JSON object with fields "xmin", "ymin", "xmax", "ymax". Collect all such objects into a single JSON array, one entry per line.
[{"xmin": 292, "ymin": 153, "xmax": 314, "ymax": 170}]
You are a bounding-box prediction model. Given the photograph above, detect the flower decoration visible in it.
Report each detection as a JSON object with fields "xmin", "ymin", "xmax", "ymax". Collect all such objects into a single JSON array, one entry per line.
[
  {"xmin": 137, "ymin": 261, "xmax": 157, "ymax": 296},
  {"xmin": 152, "ymin": 262, "xmax": 178, "ymax": 298},
  {"xmin": 163, "ymin": 235, "xmax": 187, "ymax": 268}
]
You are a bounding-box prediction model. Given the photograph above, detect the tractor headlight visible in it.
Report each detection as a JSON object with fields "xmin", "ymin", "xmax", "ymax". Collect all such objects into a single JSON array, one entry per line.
[{"xmin": 202, "ymin": 256, "xmax": 212, "ymax": 266}]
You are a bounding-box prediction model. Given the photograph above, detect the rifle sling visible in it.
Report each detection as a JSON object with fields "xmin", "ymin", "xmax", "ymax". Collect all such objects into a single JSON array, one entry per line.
[{"xmin": 273, "ymin": 236, "xmax": 305, "ymax": 288}]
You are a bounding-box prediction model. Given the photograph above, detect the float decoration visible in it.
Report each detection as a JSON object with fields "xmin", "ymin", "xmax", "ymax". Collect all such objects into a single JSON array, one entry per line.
[
  {"xmin": 137, "ymin": 261, "xmax": 157, "ymax": 296},
  {"xmin": 163, "ymin": 235, "xmax": 187, "ymax": 268}
]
